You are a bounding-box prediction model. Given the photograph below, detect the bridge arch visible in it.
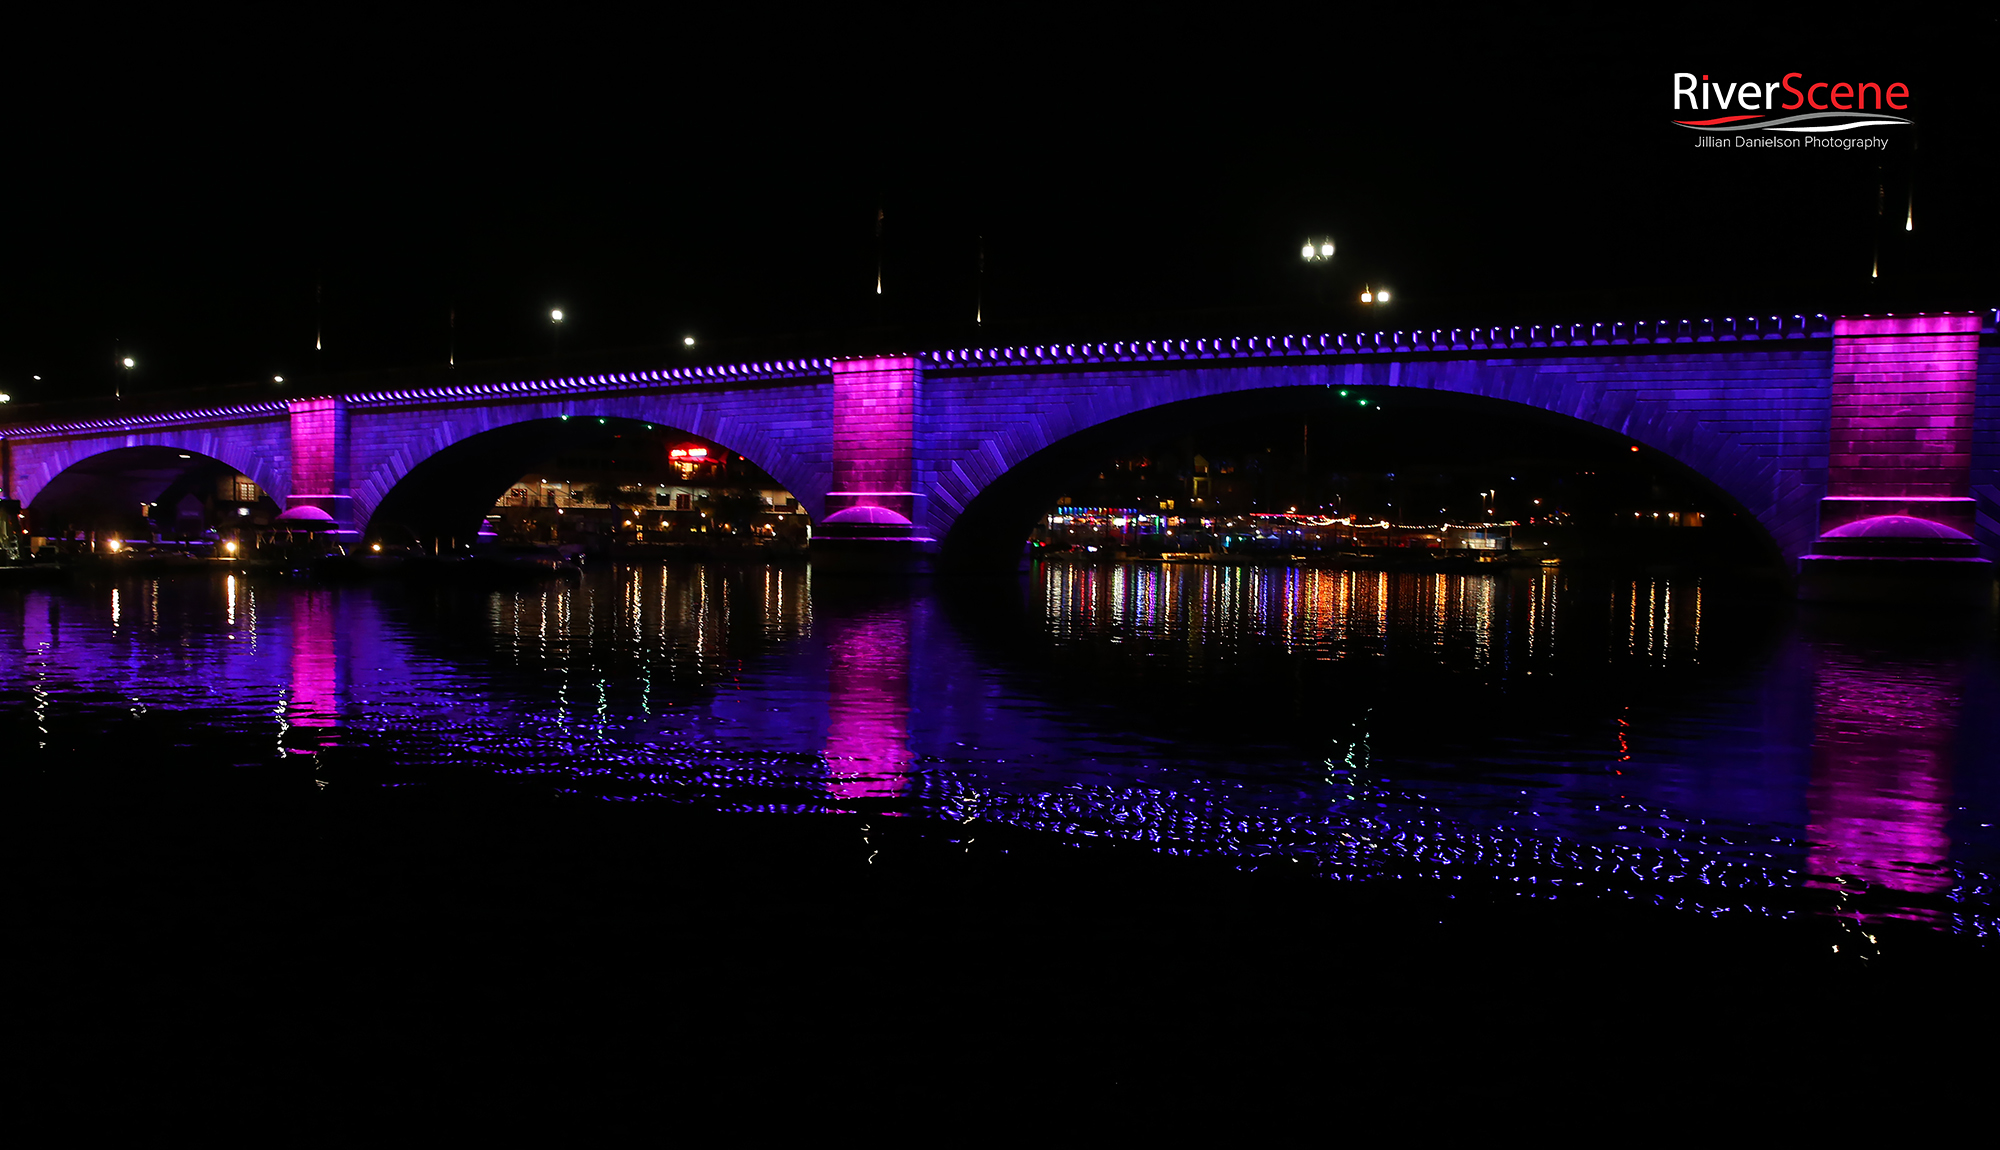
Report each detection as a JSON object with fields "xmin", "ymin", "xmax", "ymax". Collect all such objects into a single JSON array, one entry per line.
[
  {"xmin": 922, "ymin": 355, "xmax": 1824, "ymax": 568},
  {"xmin": 360, "ymin": 413, "xmax": 817, "ymax": 546},
  {"xmin": 21, "ymin": 441, "xmax": 287, "ymax": 540},
  {"xmin": 343, "ymin": 383, "xmax": 833, "ymax": 539}
]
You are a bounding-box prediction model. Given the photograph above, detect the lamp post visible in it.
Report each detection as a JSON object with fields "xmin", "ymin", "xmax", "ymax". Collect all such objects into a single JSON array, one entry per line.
[
  {"xmin": 550, "ymin": 309, "xmax": 565, "ymax": 361},
  {"xmin": 1301, "ymin": 238, "xmax": 1335, "ymax": 305},
  {"xmin": 119, "ymin": 356, "xmax": 135, "ymax": 401}
]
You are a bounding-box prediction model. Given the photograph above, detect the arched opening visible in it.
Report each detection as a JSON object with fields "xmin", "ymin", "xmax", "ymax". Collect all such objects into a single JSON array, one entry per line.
[
  {"xmin": 26, "ymin": 446, "xmax": 280, "ymax": 552},
  {"xmin": 940, "ymin": 386, "xmax": 1781, "ymax": 572},
  {"xmin": 365, "ymin": 416, "xmax": 811, "ymax": 556}
]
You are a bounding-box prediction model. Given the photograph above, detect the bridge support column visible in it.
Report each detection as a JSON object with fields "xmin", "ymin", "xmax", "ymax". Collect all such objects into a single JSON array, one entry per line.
[
  {"xmin": 282, "ymin": 398, "xmax": 356, "ymax": 538},
  {"xmin": 814, "ymin": 357, "xmax": 935, "ymax": 572},
  {"xmin": 1801, "ymin": 313, "xmax": 1992, "ymax": 602}
]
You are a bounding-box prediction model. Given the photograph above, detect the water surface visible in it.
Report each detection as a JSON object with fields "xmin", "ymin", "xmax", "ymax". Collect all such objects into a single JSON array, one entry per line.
[{"xmin": 6, "ymin": 562, "xmax": 1994, "ymax": 939}]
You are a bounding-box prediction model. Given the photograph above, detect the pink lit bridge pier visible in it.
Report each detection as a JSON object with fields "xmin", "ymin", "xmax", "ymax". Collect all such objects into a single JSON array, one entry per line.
[{"xmin": 4, "ymin": 310, "xmax": 1995, "ymax": 598}]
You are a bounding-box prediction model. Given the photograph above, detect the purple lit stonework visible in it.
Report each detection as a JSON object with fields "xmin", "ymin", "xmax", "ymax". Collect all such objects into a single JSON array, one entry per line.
[
  {"xmin": 1800, "ymin": 313, "xmax": 1993, "ymax": 600},
  {"xmin": 4, "ymin": 310, "xmax": 1997, "ymax": 591},
  {"xmin": 824, "ymin": 356, "xmax": 921, "ymax": 528},
  {"xmin": 282, "ymin": 397, "xmax": 354, "ymax": 534},
  {"xmin": 815, "ymin": 356, "xmax": 934, "ymax": 566}
]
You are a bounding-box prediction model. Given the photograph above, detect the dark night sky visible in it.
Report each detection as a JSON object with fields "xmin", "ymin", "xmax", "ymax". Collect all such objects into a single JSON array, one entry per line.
[{"xmin": 3, "ymin": 11, "xmax": 1993, "ymax": 405}]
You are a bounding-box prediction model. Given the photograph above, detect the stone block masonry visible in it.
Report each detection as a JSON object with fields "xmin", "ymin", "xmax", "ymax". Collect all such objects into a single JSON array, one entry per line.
[
  {"xmin": 7, "ymin": 312, "xmax": 1996, "ymax": 573},
  {"xmin": 1820, "ymin": 313, "xmax": 1982, "ymax": 535},
  {"xmin": 1975, "ymin": 342, "xmax": 2000, "ymax": 559},
  {"xmin": 918, "ymin": 347, "xmax": 1834, "ymax": 565},
  {"xmin": 286, "ymin": 397, "xmax": 351, "ymax": 526},
  {"xmin": 340, "ymin": 379, "xmax": 835, "ymax": 533},
  {"xmin": 824, "ymin": 357, "xmax": 921, "ymax": 527}
]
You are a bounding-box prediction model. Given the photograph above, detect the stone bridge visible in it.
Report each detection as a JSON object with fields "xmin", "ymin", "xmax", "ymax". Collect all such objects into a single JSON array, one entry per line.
[{"xmin": 5, "ymin": 310, "xmax": 1996, "ymax": 574}]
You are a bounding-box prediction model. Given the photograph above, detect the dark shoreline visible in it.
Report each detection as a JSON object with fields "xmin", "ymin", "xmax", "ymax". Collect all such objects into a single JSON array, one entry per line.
[{"xmin": 20, "ymin": 771, "xmax": 1994, "ymax": 1118}]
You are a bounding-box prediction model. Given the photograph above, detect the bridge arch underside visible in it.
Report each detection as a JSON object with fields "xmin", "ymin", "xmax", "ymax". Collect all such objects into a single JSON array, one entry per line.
[
  {"xmin": 362, "ymin": 415, "xmax": 811, "ymax": 546},
  {"xmin": 345, "ymin": 381, "xmax": 832, "ymax": 539},
  {"xmin": 25, "ymin": 445, "xmax": 280, "ymax": 538},
  {"xmin": 934, "ymin": 381, "xmax": 1796, "ymax": 571}
]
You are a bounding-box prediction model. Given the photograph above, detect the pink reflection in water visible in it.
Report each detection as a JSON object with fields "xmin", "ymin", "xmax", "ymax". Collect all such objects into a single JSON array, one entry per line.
[
  {"xmin": 824, "ymin": 611, "xmax": 910, "ymax": 801},
  {"xmin": 1807, "ymin": 648, "xmax": 1957, "ymax": 914},
  {"xmin": 288, "ymin": 591, "xmax": 339, "ymax": 740}
]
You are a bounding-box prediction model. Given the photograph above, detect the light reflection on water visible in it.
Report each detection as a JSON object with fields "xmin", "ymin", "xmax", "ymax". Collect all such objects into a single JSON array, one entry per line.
[{"xmin": 2, "ymin": 561, "xmax": 1992, "ymax": 939}]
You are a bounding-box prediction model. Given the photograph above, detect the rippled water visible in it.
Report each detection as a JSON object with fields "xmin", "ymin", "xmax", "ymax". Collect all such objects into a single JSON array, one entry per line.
[{"xmin": 5, "ymin": 562, "xmax": 1995, "ymax": 939}]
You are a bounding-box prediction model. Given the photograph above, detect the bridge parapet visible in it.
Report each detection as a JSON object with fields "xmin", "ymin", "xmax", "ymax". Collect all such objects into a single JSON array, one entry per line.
[
  {"xmin": 923, "ymin": 314, "xmax": 1836, "ymax": 370},
  {"xmin": 0, "ymin": 400, "xmax": 288, "ymax": 442}
]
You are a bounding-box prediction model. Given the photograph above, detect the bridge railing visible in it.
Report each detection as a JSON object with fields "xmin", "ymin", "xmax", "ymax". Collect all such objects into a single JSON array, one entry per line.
[{"xmin": 923, "ymin": 314, "xmax": 1836, "ymax": 370}]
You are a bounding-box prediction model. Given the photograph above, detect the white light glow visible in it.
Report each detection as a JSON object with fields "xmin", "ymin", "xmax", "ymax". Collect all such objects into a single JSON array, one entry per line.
[
  {"xmin": 273, "ymin": 375, "xmax": 284, "ymax": 383},
  {"xmin": 1377, "ymin": 290, "xmax": 1391, "ymax": 302},
  {"xmin": 551, "ymin": 309, "xmax": 564, "ymax": 322},
  {"xmin": 684, "ymin": 336, "xmax": 695, "ymax": 346},
  {"xmin": 122, "ymin": 357, "xmax": 135, "ymax": 368},
  {"xmin": 1301, "ymin": 244, "xmax": 1315, "ymax": 259},
  {"xmin": 1320, "ymin": 243, "xmax": 1333, "ymax": 257},
  {"xmin": 1361, "ymin": 291, "xmax": 1372, "ymax": 303}
]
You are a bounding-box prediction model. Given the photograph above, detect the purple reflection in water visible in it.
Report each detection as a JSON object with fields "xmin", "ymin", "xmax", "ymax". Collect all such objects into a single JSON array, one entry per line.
[
  {"xmin": 286, "ymin": 589, "xmax": 340, "ymax": 745},
  {"xmin": 1807, "ymin": 646, "xmax": 1958, "ymax": 914},
  {"xmin": 4, "ymin": 567, "xmax": 1991, "ymax": 936},
  {"xmin": 824, "ymin": 609, "xmax": 911, "ymax": 801}
]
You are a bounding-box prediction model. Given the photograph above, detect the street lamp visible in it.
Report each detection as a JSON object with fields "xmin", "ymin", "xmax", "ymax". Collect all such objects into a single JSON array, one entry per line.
[
  {"xmin": 1301, "ymin": 238, "xmax": 1338, "ymax": 306},
  {"xmin": 1360, "ymin": 286, "xmax": 1391, "ymax": 305},
  {"xmin": 550, "ymin": 309, "xmax": 565, "ymax": 360},
  {"xmin": 118, "ymin": 356, "xmax": 135, "ymax": 400}
]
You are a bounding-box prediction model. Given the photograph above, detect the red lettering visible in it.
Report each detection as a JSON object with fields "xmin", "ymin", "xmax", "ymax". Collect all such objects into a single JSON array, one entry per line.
[
  {"xmin": 1830, "ymin": 82, "xmax": 1853, "ymax": 109},
  {"xmin": 1857, "ymin": 82, "xmax": 1881, "ymax": 109},
  {"xmin": 1886, "ymin": 81, "xmax": 1908, "ymax": 109},
  {"xmin": 1807, "ymin": 82, "xmax": 1829, "ymax": 109},
  {"xmin": 1779, "ymin": 72, "xmax": 1803, "ymax": 110}
]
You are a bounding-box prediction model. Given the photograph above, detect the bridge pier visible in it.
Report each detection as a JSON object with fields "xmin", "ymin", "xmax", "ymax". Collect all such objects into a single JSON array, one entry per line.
[
  {"xmin": 812, "ymin": 357, "xmax": 937, "ymax": 573},
  {"xmin": 282, "ymin": 397, "xmax": 357, "ymax": 537},
  {"xmin": 1801, "ymin": 314, "xmax": 1994, "ymax": 603}
]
